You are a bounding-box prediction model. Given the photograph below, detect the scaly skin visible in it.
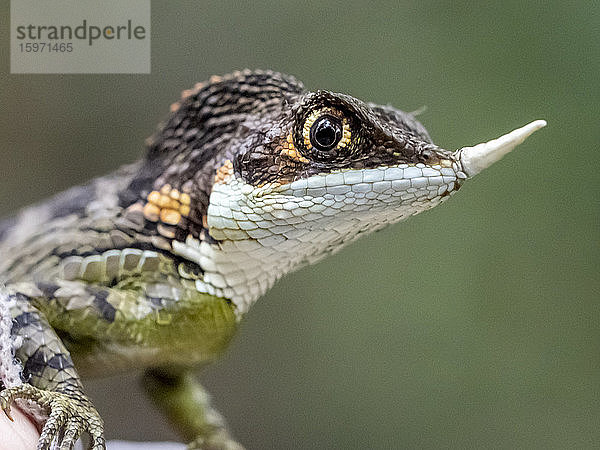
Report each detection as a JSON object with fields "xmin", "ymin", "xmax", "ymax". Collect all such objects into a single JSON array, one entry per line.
[{"xmin": 0, "ymin": 70, "xmax": 544, "ymax": 449}]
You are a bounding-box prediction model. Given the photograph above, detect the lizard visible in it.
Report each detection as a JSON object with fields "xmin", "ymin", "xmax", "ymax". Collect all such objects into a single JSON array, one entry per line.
[{"xmin": 0, "ymin": 69, "xmax": 546, "ymax": 450}]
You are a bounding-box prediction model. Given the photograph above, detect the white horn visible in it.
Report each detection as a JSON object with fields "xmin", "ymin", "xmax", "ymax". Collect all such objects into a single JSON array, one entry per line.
[{"xmin": 457, "ymin": 120, "xmax": 547, "ymax": 177}]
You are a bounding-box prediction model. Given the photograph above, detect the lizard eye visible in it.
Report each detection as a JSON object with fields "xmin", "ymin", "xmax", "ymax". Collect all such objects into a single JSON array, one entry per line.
[
  {"xmin": 309, "ymin": 115, "xmax": 342, "ymax": 151},
  {"xmin": 300, "ymin": 108, "xmax": 353, "ymax": 160}
]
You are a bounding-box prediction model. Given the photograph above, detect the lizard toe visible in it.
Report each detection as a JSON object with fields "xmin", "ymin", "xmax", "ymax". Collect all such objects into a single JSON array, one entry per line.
[
  {"xmin": 86, "ymin": 419, "xmax": 106, "ymax": 450},
  {"xmin": 1, "ymin": 384, "xmax": 43, "ymax": 421},
  {"xmin": 0, "ymin": 384, "xmax": 105, "ymax": 450},
  {"xmin": 58, "ymin": 416, "xmax": 84, "ymax": 450}
]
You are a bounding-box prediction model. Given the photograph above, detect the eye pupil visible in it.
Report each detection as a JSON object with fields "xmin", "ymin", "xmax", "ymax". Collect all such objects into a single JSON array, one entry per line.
[{"xmin": 310, "ymin": 115, "xmax": 342, "ymax": 151}]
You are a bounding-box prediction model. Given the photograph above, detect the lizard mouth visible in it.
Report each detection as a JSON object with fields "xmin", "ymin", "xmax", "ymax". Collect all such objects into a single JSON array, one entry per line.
[{"xmin": 454, "ymin": 120, "xmax": 547, "ymax": 177}]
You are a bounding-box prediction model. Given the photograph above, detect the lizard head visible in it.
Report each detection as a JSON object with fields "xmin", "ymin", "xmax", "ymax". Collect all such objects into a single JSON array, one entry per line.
[{"xmin": 137, "ymin": 70, "xmax": 545, "ymax": 314}]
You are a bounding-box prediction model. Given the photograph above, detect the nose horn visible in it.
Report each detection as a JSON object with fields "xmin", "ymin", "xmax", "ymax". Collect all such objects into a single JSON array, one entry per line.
[{"xmin": 455, "ymin": 120, "xmax": 547, "ymax": 177}]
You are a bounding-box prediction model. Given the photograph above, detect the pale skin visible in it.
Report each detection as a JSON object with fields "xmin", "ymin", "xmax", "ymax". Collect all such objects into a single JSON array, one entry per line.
[{"xmin": 0, "ymin": 406, "xmax": 40, "ymax": 450}]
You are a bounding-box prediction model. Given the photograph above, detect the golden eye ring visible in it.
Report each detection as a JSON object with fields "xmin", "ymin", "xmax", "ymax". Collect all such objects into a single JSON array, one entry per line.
[{"xmin": 302, "ymin": 108, "xmax": 352, "ymax": 152}]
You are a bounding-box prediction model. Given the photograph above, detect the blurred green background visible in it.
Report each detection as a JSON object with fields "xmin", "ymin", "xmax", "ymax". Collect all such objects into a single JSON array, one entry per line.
[{"xmin": 1, "ymin": 1, "xmax": 598, "ymax": 448}]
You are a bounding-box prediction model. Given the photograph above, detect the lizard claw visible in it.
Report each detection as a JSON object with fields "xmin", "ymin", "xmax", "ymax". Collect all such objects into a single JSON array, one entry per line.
[{"xmin": 0, "ymin": 384, "xmax": 105, "ymax": 450}]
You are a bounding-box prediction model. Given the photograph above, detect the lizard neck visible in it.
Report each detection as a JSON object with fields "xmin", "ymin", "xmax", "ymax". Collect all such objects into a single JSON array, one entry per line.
[
  {"xmin": 0, "ymin": 163, "xmax": 143, "ymax": 283},
  {"xmin": 171, "ymin": 162, "xmax": 463, "ymax": 315}
]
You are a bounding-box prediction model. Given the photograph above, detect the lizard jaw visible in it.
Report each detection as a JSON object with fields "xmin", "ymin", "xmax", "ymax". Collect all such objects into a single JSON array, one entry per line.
[{"xmin": 456, "ymin": 119, "xmax": 547, "ymax": 177}]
